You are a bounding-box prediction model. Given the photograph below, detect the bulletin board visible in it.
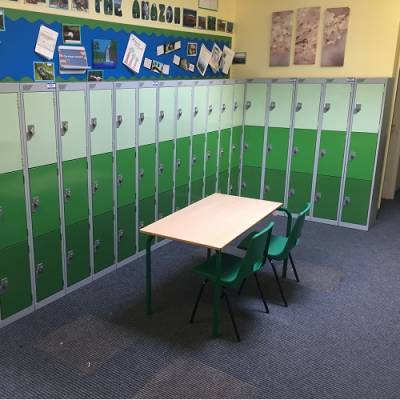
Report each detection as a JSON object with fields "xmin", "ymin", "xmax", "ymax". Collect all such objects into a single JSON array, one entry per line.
[{"xmin": 0, "ymin": 7, "xmax": 231, "ymax": 82}]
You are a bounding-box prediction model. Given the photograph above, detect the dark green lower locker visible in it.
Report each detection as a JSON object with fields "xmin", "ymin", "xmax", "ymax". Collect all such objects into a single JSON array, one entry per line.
[
  {"xmin": 241, "ymin": 166, "xmax": 261, "ymax": 199},
  {"xmin": 229, "ymin": 167, "xmax": 240, "ymax": 196},
  {"xmin": 191, "ymin": 179, "xmax": 204, "ymax": 203},
  {"xmin": 65, "ymin": 220, "xmax": 91, "ymax": 287},
  {"xmin": 139, "ymin": 196, "xmax": 155, "ymax": 251},
  {"xmin": 218, "ymin": 171, "xmax": 229, "ymax": 194},
  {"xmin": 158, "ymin": 140, "xmax": 174, "ymax": 195},
  {"xmin": 287, "ymin": 172, "xmax": 313, "ymax": 213},
  {"xmin": 205, "ymin": 131, "xmax": 218, "ymax": 196},
  {"xmin": 117, "ymin": 148, "xmax": 136, "ymax": 208},
  {"xmin": 175, "ymin": 137, "xmax": 190, "ymax": 188},
  {"xmin": 158, "ymin": 189, "xmax": 173, "ymax": 219},
  {"xmin": 205, "ymin": 175, "xmax": 217, "ymax": 196},
  {"xmin": 218, "ymin": 129, "xmax": 231, "ymax": 194},
  {"xmin": 0, "ymin": 241, "xmax": 32, "ymax": 319},
  {"xmin": 264, "ymin": 169, "xmax": 286, "ymax": 203},
  {"xmin": 117, "ymin": 203, "xmax": 136, "ymax": 262},
  {"xmin": 190, "ymin": 134, "xmax": 205, "ymax": 203},
  {"xmin": 91, "ymin": 153, "xmax": 114, "ymax": 217},
  {"xmin": 34, "ymin": 230, "xmax": 64, "ymax": 302},
  {"xmin": 93, "ymin": 211, "xmax": 115, "ymax": 273},
  {"xmin": 313, "ymin": 175, "xmax": 341, "ymax": 221},
  {"xmin": 341, "ymin": 178, "xmax": 372, "ymax": 226},
  {"xmin": 175, "ymin": 184, "xmax": 188, "ymax": 211}
]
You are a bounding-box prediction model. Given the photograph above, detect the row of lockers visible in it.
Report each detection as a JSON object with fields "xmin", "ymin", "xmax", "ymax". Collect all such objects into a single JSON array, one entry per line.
[{"xmin": 0, "ymin": 77, "xmax": 387, "ymax": 326}]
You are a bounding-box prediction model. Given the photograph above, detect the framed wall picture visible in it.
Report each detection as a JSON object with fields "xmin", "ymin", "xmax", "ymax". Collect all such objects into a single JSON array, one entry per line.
[
  {"xmin": 198, "ymin": 0, "xmax": 218, "ymax": 12},
  {"xmin": 183, "ymin": 8, "xmax": 197, "ymax": 28}
]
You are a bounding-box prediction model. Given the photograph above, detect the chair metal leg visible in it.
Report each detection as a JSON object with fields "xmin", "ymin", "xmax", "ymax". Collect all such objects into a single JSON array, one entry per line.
[
  {"xmin": 190, "ymin": 279, "xmax": 208, "ymax": 323},
  {"xmin": 289, "ymin": 253, "xmax": 300, "ymax": 282},
  {"xmin": 238, "ymin": 278, "xmax": 247, "ymax": 295},
  {"xmin": 269, "ymin": 259, "xmax": 288, "ymax": 307},
  {"xmin": 223, "ymin": 289, "xmax": 241, "ymax": 342},
  {"xmin": 282, "ymin": 258, "xmax": 288, "ymax": 279},
  {"xmin": 254, "ymin": 273, "xmax": 269, "ymax": 313}
]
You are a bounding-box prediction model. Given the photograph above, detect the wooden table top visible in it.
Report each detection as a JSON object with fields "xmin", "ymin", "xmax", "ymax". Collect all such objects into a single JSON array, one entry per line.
[{"xmin": 140, "ymin": 193, "xmax": 281, "ymax": 250}]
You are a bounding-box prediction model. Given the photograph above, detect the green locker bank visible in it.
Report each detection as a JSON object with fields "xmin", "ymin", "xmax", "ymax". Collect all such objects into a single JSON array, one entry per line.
[{"xmin": 0, "ymin": 78, "xmax": 388, "ymax": 328}]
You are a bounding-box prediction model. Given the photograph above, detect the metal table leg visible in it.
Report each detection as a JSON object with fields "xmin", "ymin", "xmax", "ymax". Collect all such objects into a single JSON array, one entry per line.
[{"xmin": 146, "ymin": 235, "xmax": 154, "ymax": 315}]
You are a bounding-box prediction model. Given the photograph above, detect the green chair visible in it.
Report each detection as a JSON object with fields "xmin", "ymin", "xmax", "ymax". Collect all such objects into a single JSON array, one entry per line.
[
  {"xmin": 237, "ymin": 203, "xmax": 311, "ymax": 307},
  {"xmin": 190, "ymin": 222, "xmax": 274, "ymax": 342}
]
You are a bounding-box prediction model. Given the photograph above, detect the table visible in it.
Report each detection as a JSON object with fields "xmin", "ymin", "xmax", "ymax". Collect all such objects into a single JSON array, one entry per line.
[{"xmin": 140, "ymin": 193, "xmax": 282, "ymax": 337}]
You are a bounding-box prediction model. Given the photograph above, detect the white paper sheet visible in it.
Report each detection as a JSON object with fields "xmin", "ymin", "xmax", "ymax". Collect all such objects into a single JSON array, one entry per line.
[
  {"xmin": 220, "ymin": 45, "xmax": 235, "ymax": 75},
  {"xmin": 209, "ymin": 43, "xmax": 222, "ymax": 73},
  {"xmin": 196, "ymin": 44, "xmax": 212, "ymax": 76},
  {"xmin": 123, "ymin": 34, "xmax": 146, "ymax": 74},
  {"xmin": 35, "ymin": 25, "xmax": 59, "ymax": 60}
]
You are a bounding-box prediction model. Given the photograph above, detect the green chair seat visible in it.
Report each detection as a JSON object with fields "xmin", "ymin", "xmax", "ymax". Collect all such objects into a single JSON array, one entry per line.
[{"xmin": 238, "ymin": 234, "xmax": 288, "ymax": 260}]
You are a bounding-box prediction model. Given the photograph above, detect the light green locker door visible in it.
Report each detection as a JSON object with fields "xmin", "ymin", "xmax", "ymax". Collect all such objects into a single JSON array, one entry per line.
[
  {"xmin": 116, "ymin": 87, "xmax": 136, "ymax": 261},
  {"xmin": 218, "ymin": 84, "xmax": 234, "ymax": 194},
  {"xmin": 175, "ymin": 86, "xmax": 192, "ymax": 210},
  {"xmin": 59, "ymin": 88, "xmax": 91, "ymax": 286},
  {"xmin": 314, "ymin": 83, "xmax": 351, "ymax": 221},
  {"xmin": 242, "ymin": 82, "xmax": 267, "ymax": 199},
  {"xmin": 89, "ymin": 88, "xmax": 114, "ymax": 272},
  {"xmin": 229, "ymin": 84, "xmax": 245, "ymax": 196},
  {"xmin": 205, "ymin": 85, "xmax": 221, "ymax": 196},
  {"xmin": 341, "ymin": 83, "xmax": 385, "ymax": 226},
  {"xmin": 0, "ymin": 91, "xmax": 32, "ymax": 318},
  {"xmin": 24, "ymin": 90, "xmax": 64, "ymax": 301},
  {"xmin": 264, "ymin": 83, "xmax": 293, "ymax": 202},
  {"xmin": 288, "ymin": 83, "xmax": 321, "ymax": 213},
  {"xmin": 191, "ymin": 85, "xmax": 207, "ymax": 203},
  {"xmin": 138, "ymin": 87, "xmax": 157, "ymax": 250},
  {"xmin": 158, "ymin": 86, "xmax": 176, "ymax": 219}
]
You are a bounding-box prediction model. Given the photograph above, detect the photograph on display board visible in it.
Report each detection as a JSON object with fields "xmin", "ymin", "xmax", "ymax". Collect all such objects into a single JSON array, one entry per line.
[
  {"xmin": 104, "ymin": 0, "xmax": 113, "ymax": 15},
  {"xmin": 196, "ymin": 44, "xmax": 211, "ymax": 76},
  {"xmin": 217, "ymin": 19, "xmax": 226, "ymax": 32},
  {"xmin": 174, "ymin": 7, "xmax": 180, "ymax": 24},
  {"xmin": 62, "ymin": 24, "xmax": 81, "ymax": 44},
  {"xmin": 157, "ymin": 40, "xmax": 181, "ymax": 55},
  {"xmin": 269, "ymin": 10, "xmax": 293, "ymax": 67},
  {"xmin": 207, "ymin": 16, "xmax": 216, "ymax": 31},
  {"xmin": 25, "ymin": 0, "xmax": 47, "ymax": 4},
  {"xmin": 141, "ymin": 1, "xmax": 149, "ymax": 20},
  {"xmin": 92, "ymin": 39, "xmax": 117, "ymax": 68},
  {"xmin": 71, "ymin": 0, "xmax": 88, "ymax": 11},
  {"xmin": 159, "ymin": 4, "xmax": 166, "ymax": 22},
  {"xmin": 187, "ymin": 42, "xmax": 198, "ymax": 57},
  {"xmin": 321, "ymin": 7, "xmax": 350, "ymax": 67},
  {"xmin": 95, "ymin": 0, "xmax": 100, "ymax": 13},
  {"xmin": 33, "ymin": 62, "xmax": 55, "ymax": 81},
  {"xmin": 166, "ymin": 6, "xmax": 173, "ymax": 23},
  {"xmin": 294, "ymin": 7, "xmax": 320, "ymax": 65},
  {"xmin": 114, "ymin": 0, "xmax": 122, "ymax": 16},
  {"xmin": 132, "ymin": 0, "xmax": 140, "ymax": 18},
  {"xmin": 226, "ymin": 21, "xmax": 234, "ymax": 33},
  {"xmin": 49, "ymin": 0, "xmax": 68, "ymax": 9},
  {"xmin": 0, "ymin": 9, "xmax": 5, "ymax": 31},
  {"xmin": 198, "ymin": 16, "xmax": 206, "ymax": 30},
  {"xmin": 87, "ymin": 69, "xmax": 104, "ymax": 81},
  {"xmin": 198, "ymin": 0, "xmax": 218, "ymax": 12},
  {"xmin": 150, "ymin": 3, "xmax": 157, "ymax": 20},
  {"xmin": 209, "ymin": 43, "xmax": 222, "ymax": 73},
  {"xmin": 183, "ymin": 8, "xmax": 197, "ymax": 28}
]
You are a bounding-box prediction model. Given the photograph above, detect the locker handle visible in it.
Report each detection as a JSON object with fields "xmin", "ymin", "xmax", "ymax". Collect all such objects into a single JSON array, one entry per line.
[
  {"xmin": 343, "ymin": 196, "xmax": 351, "ymax": 207},
  {"xmin": 139, "ymin": 169, "xmax": 145, "ymax": 179},
  {"xmin": 245, "ymin": 101, "xmax": 252, "ymax": 110},
  {"xmin": 295, "ymin": 102, "xmax": 303, "ymax": 112},
  {"xmin": 159, "ymin": 164, "xmax": 164, "ymax": 175},
  {"xmin": 319, "ymin": 149, "xmax": 327, "ymax": 159},
  {"xmin": 232, "ymin": 144, "xmax": 236, "ymax": 151},
  {"xmin": 0, "ymin": 206, "xmax": 3, "ymax": 218},
  {"xmin": 61, "ymin": 121, "xmax": 69, "ymax": 136},
  {"xmin": 209, "ymin": 105, "xmax": 213, "ymax": 114},
  {"xmin": 116, "ymin": 115, "xmax": 123, "ymax": 128},
  {"xmin": 139, "ymin": 112, "xmax": 145, "ymax": 125},
  {"xmin": 117, "ymin": 175, "xmax": 124, "ymax": 186},
  {"xmin": 269, "ymin": 101, "xmax": 276, "ymax": 111},
  {"xmin": 288, "ymin": 188, "xmax": 295, "ymax": 197},
  {"xmin": 354, "ymin": 104, "xmax": 362, "ymax": 114},
  {"xmin": 244, "ymin": 143, "xmax": 249, "ymax": 150},
  {"xmin": 293, "ymin": 146, "xmax": 299, "ymax": 155},
  {"xmin": 267, "ymin": 144, "xmax": 273, "ymax": 153},
  {"xmin": 220, "ymin": 148, "xmax": 224, "ymax": 157},
  {"xmin": 0, "ymin": 277, "xmax": 9, "ymax": 294},
  {"xmin": 349, "ymin": 151, "xmax": 357, "ymax": 161},
  {"xmin": 35, "ymin": 263, "xmax": 44, "ymax": 278},
  {"xmin": 90, "ymin": 118, "xmax": 97, "ymax": 132},
  {"xmin": 94, "ymin": 240, "xmax": 101, "ymax": 252},
  {"xmin": 118, "ymin": 229, "xmax": 124, "ymax": 242},
  {"xmin": 92, "ymin": 182, "xmax": 100, "ymax": 193},
  {"xmin": 315, "ymin": 192, "xmax": 322, "ymax": 202},
  {"xmin": 192, "ymin": 155, "xmax": 197, "ymax": 164},
  {"xmin": 159, "ymin": 110, "xmax": 165, "ymax": 122},
  {"xmin": 31, "ymin": 196, "xmax": 40, "ymax": 212},
  {"xmin": 222, "ymin": 104, "xmax": 226, "ymax": 113},
  {"xmin": 177, "ymin": 108, "xmax": 183, "ymax": 120},
  {"xmin": 27, "ymin": 125, "xmax": 35, "ymax": 141},
  {"xmin": 323, "ymin": 103, "xmax": 331, "ymax": 113},
  {"xmin": 139, "ymin": 221, "xmax": 145, "ymax": 229},
  {"xmin": 241, "ymin": 182, "xmax": 247, "ymax": 189},
  {"xmin": 67, "ymin": 250, "xmax": 74, "ymax": 265},
  {"xmin": 194, "ymin": 106, "xmax": 199, "ymax": 117},
  {"xmin": 207, "ymin": 152, "xmax": 211, "ymax": 160},
  {"xmin": 64, "ymin": 188, "xmax": 72, "ymax": 202},
  {"xmin": 265, "ymin": 185, "xmax": 270, "ymax": 193},
  {"xmin": 234, "ymin": 101, "xmax": 239, "ymax": 111}
]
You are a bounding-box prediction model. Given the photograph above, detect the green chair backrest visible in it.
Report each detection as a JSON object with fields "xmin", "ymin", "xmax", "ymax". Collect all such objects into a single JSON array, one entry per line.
[
  {"xmin": 285, "ymin": 202, "xmax": 311, "ymax": 253},
  {"xmin": 234, "ymin": 222, "xmax": 274, "ymax": 284}
]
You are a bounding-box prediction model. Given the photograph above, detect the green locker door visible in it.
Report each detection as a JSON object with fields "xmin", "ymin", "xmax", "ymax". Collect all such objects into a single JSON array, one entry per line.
[
  {"xmin": 0, "ymin": 90, "xmax": 32, "ymax": 318},
  {"xmin": 218, "ymin": 84, "xmax": 233, "ymax": 194},
  {"xmin": 205, "ymin": 85, "xmax": 221, "ymax": 196},
  {"xmin": 229, "ymin": 84, "xmax": 245, "ymax": 196},
  {"xmin": 341, "ymin": 83, "xmax": 385, "ymax": 226},
  {"xmin": 190, "ymin": 85, "xmax": 207, "ymax": 203},
  {"xmin": 138, "ymin": 87, "xmax": 157, "ymax": 250},
  {"xmin": 313, "ymin": 83, "xmax": 351, "ymax": 221},
  {"xmin": 158, "ymin": 86, "xmax": 176, "ymax": 218},
  {"xmin": 59, "ymin": 88, "xmax": 91, "ymax": 286},
  {"xmin": 264, "ymin": 83, "xmax": 294, "ymax": 202},
  {"xmin": 89, "ymin": 87, "xmax": 115, "ymax": 272},
  {"xmin": 175, "ymin": 85, "xmax": 192, "ymax": 210},
  {"xmin": 116, "ymin": 86, "xmax": 136, "ymax": 261},
  {"xmin": 288, "ymin": 83, "xmax": 321, "ymax": 213},
  {"xmin": 24, "ymin": 89, "xmax": 64, "ymax": 300},
  {"xmin": 242, "ymin": 82, "xmax": 267, "ymax": 199}
]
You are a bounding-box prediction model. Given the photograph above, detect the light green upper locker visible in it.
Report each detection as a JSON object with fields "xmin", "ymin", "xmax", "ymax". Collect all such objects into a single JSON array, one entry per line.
[
  {"xmin": 193, "ymin": 85, "xmax": 208, "ymax": 135},
  {"xmin": 0, "ymin": 93, "xmax": 22, "ymax": 174},
  {"xmin": 269, "ymin": 83, "xmax": 294, "ymax": 128},
  {"xmin": 138, "ymin": 88, "xmax": 157, "ymax": 146},
  {"xmin": 90, "ymin": 89, "xmax": 113, "ymax": 156},
  {"xmin": 220, "ymin": 84, "xmax": 234, "ymax": 130},
  {"xmin": 294, "ymin": 83, "xmax": 322, "ymax": 129},
  {"xmin": 116, "ymin": 88, "xmax": 136, "ymax": 151},
  {"xmin": 233, "ymin": 84, "xmax": 245, "ymax": 127},
  {"xmin": 59, "ymin": 90, "xmax": 87, "ymax": 162},
  {"xmin": 24, "ymin": 91, "xmax": 57, "ymax": 168},
  {"xmin": 352, "ymin": 83, "xmax": 385, "ymax": 133},
  {"xmin": 244, "ymin": 82, "xmax": 268, "ymax": 127},
  {"xmin": 176, "ymin": 86, "xmax": 192, "ymax": 139},
  {"xmin": 207, "ymin": 84, "xmax": 222, "ymax": 132},
  {"xmin": 321, "ymin": 84, "xmax": 351, "ymax": 132},
  {"xmin": 158, "ymin": 86, "xmax": 176, "ymax": 142}
]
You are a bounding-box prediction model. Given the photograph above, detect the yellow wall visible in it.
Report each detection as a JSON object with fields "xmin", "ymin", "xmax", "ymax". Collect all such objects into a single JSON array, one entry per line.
[
  {"xmin": 232, "ymin": 0, "xmax": 400, "ymax": 79},
  {"xmin": 0, "ymin": 0, "xmax": 236, "ymax": 36}
]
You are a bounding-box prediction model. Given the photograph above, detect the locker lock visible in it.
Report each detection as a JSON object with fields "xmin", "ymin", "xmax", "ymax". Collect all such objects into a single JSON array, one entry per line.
[
  {"xmin": 194, "ymin": 107, "xmax": 199, "ymax": 117},
  {"xmin": 222, "ymin": 104, "xmax": 226, "ymax": 113},
  {"xmin": 159, "ymin": 110, "xmax": 165, "ymax": 122},
  {"xmin": 315, "ymin": 192, "xmax": 322, "ymax": 202},
  {"xmin": 234, "ymin": 101, "xmax": 239, "ymax": 111},
  {"xmin": 92, "ymin": 182, "xmax": 100, "ymax": 193},
  {"xmin": 288, "ymin": 188, "xmax": 295, "ymax": 197},
  {"xmin": 90, "ymin": 118, "xmax": 97, "ymax": 132},
  {"xmin": 139, "ymin": 168, "xmax": 145, "ymax": 179},
  {"xmin": 269, "ymin": 101, "xmax": 276, "ymax": 111},
  {"xmin": 67, "ymin": 250, "xmax": 74, "ymax": 265},
  {"xmin": 116, "ymin": 115, "xmax": 123, "ymax": 128},
  {"xmin": 118, "ymin": 229, "xmax": 124, "ymax": 242},
  {"xmin": 192, "ymin": 155, "xmax": 197, "ymax": 164},
  {"xmin": 220, "ymin": 148, "xmax": 224, "ymax": 157},
  {"xmin": 343, "ymin": 196, "xmax": 351, "ymax": 207},
  {"xmin": 209, "ymin": 105, "xmax": 213, "ymax": 115},
  {"xmin": 264, "ymin": 185, "xmax": 270, "ymax": 193},
  {"xmin": 177, "ymin": 159, "xmax": 182, "ymax": 167},
  {"xmin": 232, "ymin": 144, "xmax": 236, "ymax": 151},
  {"xmin": 319, "ymin": 149, "xmax": 327, "ymax": 159},
  {"xmin": 61, "ymin": 121, "xmax": 69, "ymax": 136},
  {"xmin": 241, "ymin": 182, "xmax": 247, "ymax": 189},
  {"xmin": 267, "ymin": 144, "xmax": 273, "ymax": 153},
  {"xmin": 64, "ymin": 188, "xmax": 72, "ymax": 202},
  {"xmin": 349, "ymin": 151, "xmax": 357, "ymax": 161},
  {"xmin": 159, "ymin": 164, "xmax": 164, "ymax": 175},
  {"xmin": 94, "ymin": 240, "xmax": 101, "ymax": 252},
  {"xmin": 35, "ymin": 263, "xmax": 44, "ymax": 278},
  {"xmin": 0, "ymin": 206, "xmax": 3, "ymax": 218},
  {"xmin": 207, "ymin": 152, "xmax": 211, "ymax": 160},
  {"xmin": 244, "ymin": 143, "xmax": 249, "ymax": 150},
  {"xmin": 27, "ymin": 125, "xmax": 35, "ymax": 141},
  {"xmin": 117, "ymin": 175, "xmax": 124, "ymax": 186},
  {"xmin": 295, "ymin": 102, "xmax": 303, "ymax": 112},
  {"xmin": 0, "ymin": 277, "xmax": 9, "ymax": 295},
  {"xmin": 245, "ymin": 101, "xmax": 252, "ymax": 110},
  {"xmin": 323, "ymin": 103, "xmax": 331, "ymax": 113},
  {"xmin": 139, "ymin": 113, "xmax": 145, "ymax": 125},
  {"xmin": 293, "ymin": 146, "xmax": 299, "ymax": 155},
  {"xmin": 177, "ymin": 108, "xmax": 183, "ymax": 120},
  {"xmin": 354, "ymin": 104, "xmax": 362, "ymax": 114},
  {"xmin": 31, "ymin": 196, "xmax": 40, "ymax": 212}
]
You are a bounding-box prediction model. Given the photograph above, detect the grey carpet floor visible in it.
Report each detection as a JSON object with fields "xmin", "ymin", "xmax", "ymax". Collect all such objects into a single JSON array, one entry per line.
[{"xmin": 1, "ymin": 196, "xmax": 400, "ymax": 398}]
